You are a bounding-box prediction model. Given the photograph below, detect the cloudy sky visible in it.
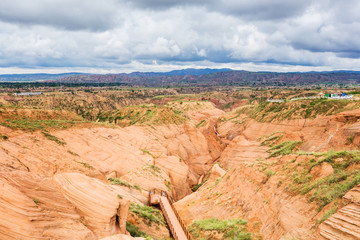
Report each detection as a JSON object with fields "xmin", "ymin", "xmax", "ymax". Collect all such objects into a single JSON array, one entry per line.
[{"xmin": 0, "ymin": 0, "xmax": 360, "ymax": 74}]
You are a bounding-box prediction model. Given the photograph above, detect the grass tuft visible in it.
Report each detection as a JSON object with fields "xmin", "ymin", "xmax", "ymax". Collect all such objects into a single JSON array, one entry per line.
[
  {"xmin": 126, "ymin": 222, "xmax": 152, "ymax": 239},
  {"xmin": 108, "ymin": 178, "xmax": 133, "ymax": 188},
  {"xmin": 0, "ymin": 135, "xmax": 8, "ymax": 140},
  {"xmin": 42, "ymin": 131, "xmax": 66, "ymax": 145},
  {"xmin": 289, "ymin": 150, "xmax": 360, "ymax": 210},
  {"xmin": 267, "ymin": 141, "xmax": 302, "ymax": 158},
  {"xmin": 129, "ymin": 203, "xmax": 166, "ymax": 225},
  {"xmin": 188, "ymin": 218, "xmax": 252, "ymax": 240},
  {"xmin": 317, "ymin": 202, "xmax": 339, "ymax": 224}
]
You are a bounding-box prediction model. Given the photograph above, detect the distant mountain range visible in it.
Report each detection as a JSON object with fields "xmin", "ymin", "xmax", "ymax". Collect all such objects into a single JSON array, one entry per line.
[
  {"xmin": 121, "ymin": 68, "xmax": 233, "ymax": 77},
  {"xmin": 1, "ymin": 69, "xmax": 360, "ymax": 87},
  {"xmin": 0, "ymin": 73, "xmax": 84, "ymax": 82},
  {"xmin": 0, "ymin": 69, "xmax": 231, "ymax": 82}
]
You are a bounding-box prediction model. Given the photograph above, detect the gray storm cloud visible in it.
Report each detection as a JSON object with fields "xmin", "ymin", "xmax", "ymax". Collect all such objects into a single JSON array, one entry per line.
[
  {"xmin": 0, "ymin": 0, "xmax": 359, "ymax": 72},
  {"xmin": 0, "ymin": 0, "xmax": 119, "ymax": 31}
]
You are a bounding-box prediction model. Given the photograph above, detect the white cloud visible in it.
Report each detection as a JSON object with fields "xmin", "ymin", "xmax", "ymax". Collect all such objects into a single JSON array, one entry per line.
[{"xmin": 0, "ymin": 0, "xmax": 359, "ymax": 73}]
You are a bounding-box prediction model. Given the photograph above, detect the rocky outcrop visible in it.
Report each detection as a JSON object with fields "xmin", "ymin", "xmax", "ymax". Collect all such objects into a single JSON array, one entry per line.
[
  {"xmin": 155, "ymin": 156, "xmax": 191, "ymax": 200},
  {"xmin": 120, "ymin": 166, "xmax": 171, "ymax": 194},
  {"xmin": 160, "ymin": 122, "xmax": 213, "ymax": 180},
  {"xmin": 310, "ymin": 162, "xmax": 334, "ymax": 179},
  {"xmin": 0, "ymin": 171, "xmax": 96, "ymax": 240},
  {"xmin": 127, "ymin": 211, "xmax": 171, "ymax": 239},
  {"xmin": 218, "ymin": 108, "xmax": 360, "ymax": 153},
  {"xmin": 206, "ymin": 163, "xmax": 226, "ymax": 182},
  {"xmin": 0, "ymin": 120, "xmax": 218, "ymax": 239},
  {"xmin": 174, "ymin": 138, "xmax": 319, "ymax": 240},
  {"xmin": 218, "ymin": 135, "xmax": 269, "ymax": 169},
  {"xmin": 54, "ymin": 173, "xmax": 131, "ymax": 238},
  {"xmin": 320, "ymin": 185, "xmax": 360, "ymax": 240}
]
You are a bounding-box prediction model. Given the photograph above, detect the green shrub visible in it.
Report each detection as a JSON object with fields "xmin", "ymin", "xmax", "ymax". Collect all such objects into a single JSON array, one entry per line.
[
  {"xmin": 288, "ymin": 150, "xmax": 360, "ymax": 210},
  {"xmin": 75, "ymin": 161, "xmax": 94, "ymax": 169},
  {"xmin": 310, "ymin": 172, "xmax": 360, "ymax": 209},
  {"xmin": 192, "ymin": 181, "xmax": 206, "ymax": 192},
  {"xmin": 96, "ymin": 105, "xmax": 187, "ymax": 127},
  {"xmin": 261, "ymin": 135, "xmax": 283, "ymax": 146},
  {"xmin": 346, "ymin": 136, "xmax": 354, "ymax": 145},
  {"xmin": 265, "ymin": 170, "xmax": 275, "ymax": 178},
  {"xmin": 215, "ymin": 177, "xmax": 222, "ymax": 186},
  {"xmin": 317, "ymin": 203, "xmax": 338, "ymax": 223},
  {"xmin": 126, "ymin": 222, "xmax": 148, "ymax": 238},
  {"xmin": 188, "ymin": 218, "xmax": 252, "ymax": 240},
  {"xmin": 0, "ymin": 119, "xmax": 81, "ymax": 131},
  {"xmin": 248, "ymin": 98, "xmax": 359, "ymax": 122},
  {"xmin": 0, "ymin": 135, "xmax": 8, "ymax": 140},
  {"xmin": 141, "ymin": 149, "xmax": 156, "ymax": 158},
  {"xmin": 129, "ymin": 203, "xmax": 166, "ymax": 225},
  {"xmin": 67, "ymin": 150, "xmax": 79, "ymax": 156},
  {"xmin": 108, "ymin": 178, "xmax": 133, "ymax": 188},
  {"xmin": 143, "ymin": 164, "xmax": 162, "ymax": 177},
  {"xmin": 149, "ymin": 164, "xmax": 161, "ymax": 173},
  {"xmin": 42, "ymin": 131, "xmax": 66, "ymax": 145},
  {"xmin": 196, "ymin": 120, "xmax": 206, "ymax": 128},
  {"xmin": 267, "ymin": 141, "xmax": 302, "ymax": 157}
]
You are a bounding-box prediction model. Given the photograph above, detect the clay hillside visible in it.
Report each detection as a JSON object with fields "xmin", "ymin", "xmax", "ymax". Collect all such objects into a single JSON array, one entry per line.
[{"xmin": 1, "ymin": 87, "xmax": 360, "ymax": 240}]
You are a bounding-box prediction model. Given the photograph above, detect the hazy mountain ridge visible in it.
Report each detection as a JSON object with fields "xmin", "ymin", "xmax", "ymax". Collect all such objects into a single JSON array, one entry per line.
[
  {"xmin": 120, "ymin": 68, "xmax": 233, "ymax": 77},
  {"xmin": 2, "ymin": 69, "xmax": 360, "ymax": 87},
  {"xmin": 56, "ymin": 70, "xmax": 360, "ymax": 87},
  {"xmin": 0, "ymin": 73, "xmax": 84, "ymax": 82},
  {"xmin": 0, "ymin": 69, "xmax": 229, "ymax": 82}
]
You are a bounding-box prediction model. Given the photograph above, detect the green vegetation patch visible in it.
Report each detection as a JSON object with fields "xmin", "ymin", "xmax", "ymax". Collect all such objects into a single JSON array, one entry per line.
[
  {"xmin": 192, "ymin": 181, "xmax": 206, "ymax": 192},
  {"xmin": 1, "ymin": 119, "xmax": 79, "ymax": 131},
  {"xmin": 75, "ymin": 160, "xmax": 94, "ymax": 169},
  {"xmin": 289, "ymin": 150, "xmax": 360, "ymax": 210},
  {"xmin": 129, "ymin": 203, "xmax": 166, "ymax": 225},
  {"xmin": 259, "ymin": 131, "xmax": 284, "ymax": 147},
  {"xmin": 219, "ymin": 113, "xmax": 241, "ymax": 123},
  {"xmin": 265, "ymin": 170, "xmax": 275, "ymax": 178},
  {"xmin": 33, "ymin": 198, "xmax": 39, "ymax": 205},
  {"xmin": 188, "ymin": 218, "xmax": 252, "ymax": 240},
  {"xmin": 0, "ymin": 135, "xmax": 8, "ymax": 140},
  {"xmin": 249, "ymin": 98, "xmax": 360, "ymax": 122},
  {"xmin": 126, "ymin": 222, "xmax": 153, "ymax": 240},
  {"xmin": 42, "ymin": 131, "xmax": 66, "ymax": 145},
  {"xmin": 261, "ymin": 135, "xmax": 283, "ymax": 146},
  {"xmin": 196, "ymin": 119, "xmax": 206, "ymax": 128},
  {"xmin": 68, "ymin": 150, "xmax": 79, "ymax": 156},
  {"xmin": 0, "ymin": 107, "xmax": 88, "ymax": 131},
  {"xmin": 97, "ymin": 105, "xmax": 187, "ymax": 127},
  {"xmin": 143, "ymin": 164, "xmax": 162, "ymax": 177},
  {"xmin": 108, "ymin": 178, "xmax": 133, "ymax": 188},
  {"xmin": 267, "ymin": 141, "xmax": 302, "ymax": 158},
  {"xmin": 317, "ymin": 202, "xmax": 339, "ymax": 224},
  {"xmin": 141, "ymin": 149, "xmax": 157, "ymax": 159}
]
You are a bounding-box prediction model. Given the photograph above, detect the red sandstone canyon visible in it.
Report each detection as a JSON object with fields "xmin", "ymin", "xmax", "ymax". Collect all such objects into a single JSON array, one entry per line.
[{"xmin": 1, "ymin": 88, "xmax": 360, "ymax": 240}]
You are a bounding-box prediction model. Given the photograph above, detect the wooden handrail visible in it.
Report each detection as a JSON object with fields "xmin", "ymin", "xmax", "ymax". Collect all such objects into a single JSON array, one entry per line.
[
  {"xmin": 165, "ymin": 194, "xmax": 193, "ymax": 240},
  {"xmin": 149, "ymin": 189, "xmax": 192, "ymax": 240}
]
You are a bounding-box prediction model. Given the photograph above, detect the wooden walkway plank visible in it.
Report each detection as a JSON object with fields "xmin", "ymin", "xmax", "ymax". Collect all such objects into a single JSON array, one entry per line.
[{"xmin": 159, "ymin": 196, "xmax": 188, "ymax": 240}]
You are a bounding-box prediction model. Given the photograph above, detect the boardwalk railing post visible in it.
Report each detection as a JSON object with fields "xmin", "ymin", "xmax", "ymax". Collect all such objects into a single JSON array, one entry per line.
[{"xmin": 149, "ymin": 189, "xmax": 192, "ymax": 240}]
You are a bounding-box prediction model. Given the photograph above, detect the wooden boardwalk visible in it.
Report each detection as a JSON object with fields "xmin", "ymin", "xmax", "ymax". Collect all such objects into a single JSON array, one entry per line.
[{"xmin": 149, "ymin": 190, "xmax": 191, "ymax": 240}]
